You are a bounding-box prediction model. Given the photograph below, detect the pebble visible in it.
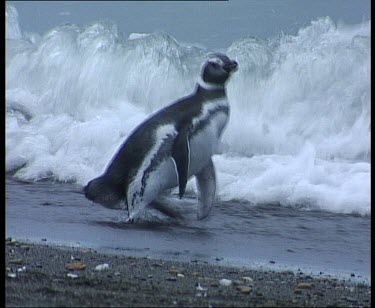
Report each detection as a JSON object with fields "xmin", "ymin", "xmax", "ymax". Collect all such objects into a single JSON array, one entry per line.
[
  {"xmin": 65, "ymin": 262, "xmax": 86, "ymax": 271},
  {"xmin": 219, "ymin": 278, "xmax": 232, "ymax": 287},
  {"xmin": 80, "ymin": 249, "xmax": 95, "ymax": 254},
  {"xmin": 345, "ymin": 296, "xmax": 358, "ymax": 303},
  {"xmin": 296, "ymin": 282, "xmax": 313, "ymax": 290},
  {"xmin": 232, "ymin": 279, "xmax": 244, "ymax": 286},
  {"xmin": 177, "ymin": 273, "xmax": 184, "ymax": 278},
  {"xmin": 242, "ymin": 276, "xmax": 253, "ymax": 282},
  {"xmin": 196, "ymin": 283, "xmax": 207, "ymax": 291},
  {"xmin": 67, "ymin": 273, "xmax": 78, "ymax": 279},
  {"xmin": 17, "ymin": 266, "xmax": 26, "ymax": 272},
  {"xmin": 280, "ymin": 271, "xmax": 294, "ymax": 276},
  {"xmin": 152, "ymin": 262, "xmax": 164, "ymax": 267},
  {"xmin": 9, "ymin": 258, "xmax": 23, "ymax": 265},
  {"xmin": 228, "ymin": 270, "xmax": 239, "ymax": 275},
  {"xmin": 166, "ymin": 277, "xmax": 177, "ymax": 281},
  {"xmin": 95, "ymin": 263, "xmax": 110, "ymax": 271},
  {"xmin": 264, "ymin": 300, "xmax": 276, "ymax": 306},
  {"xmin": 6, "ymin": 238, "xmax": 18, "ymax": 246},
  {"xmin": 236, "ymin": 285, "xmax": 252, "ymax": 294},
  {"xmin": 7, "ymin": 272, "xmax": 17, "ymax": 278},
  {"xmin": 169, "ymin": 267, "xmax": 179, "ymax": 275}
]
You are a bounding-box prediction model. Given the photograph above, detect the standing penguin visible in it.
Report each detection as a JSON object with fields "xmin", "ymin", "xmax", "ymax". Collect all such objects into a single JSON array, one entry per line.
[{"xmin": 84, "ymin": 53, "xmax": 238, "ymax": 221}]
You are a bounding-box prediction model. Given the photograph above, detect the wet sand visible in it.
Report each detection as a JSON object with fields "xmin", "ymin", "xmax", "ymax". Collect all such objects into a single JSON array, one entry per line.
[{"xmin": 5, "ymin": 239, "xmax": 371, "ymax": 307}]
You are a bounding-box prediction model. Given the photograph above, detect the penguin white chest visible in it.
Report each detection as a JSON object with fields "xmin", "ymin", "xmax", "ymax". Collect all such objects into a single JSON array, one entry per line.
[{"xmin": 189, "ymin": 99, "xmax": 229, "ymax": 176}]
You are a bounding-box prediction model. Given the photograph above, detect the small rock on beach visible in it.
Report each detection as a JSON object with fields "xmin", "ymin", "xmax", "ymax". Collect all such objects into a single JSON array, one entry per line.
[{"xmin": 219, "ymin": 278, "xmax": 232, "ymax": 287}]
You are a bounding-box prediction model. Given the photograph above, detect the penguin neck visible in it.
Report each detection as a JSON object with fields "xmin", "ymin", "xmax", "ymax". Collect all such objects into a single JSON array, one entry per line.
[
  {"xmin": 195, "ymin": 83, "xmax": 227, "ymax": 100},
  {"xmin": 197, "ymin": 76, "xmax": 225, "ymax": 91}
]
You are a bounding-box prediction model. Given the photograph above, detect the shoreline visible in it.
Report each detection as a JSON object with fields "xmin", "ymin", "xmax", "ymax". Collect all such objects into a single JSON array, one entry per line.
[{"xmin": 6, "ymin": 239, "xmax": 371, "ymax": 307}]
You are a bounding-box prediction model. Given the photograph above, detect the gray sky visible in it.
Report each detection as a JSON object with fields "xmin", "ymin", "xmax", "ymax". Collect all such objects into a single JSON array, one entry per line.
[{"xmin": 9, "ymin": 0, "xmax": 371, "ymax": 49}]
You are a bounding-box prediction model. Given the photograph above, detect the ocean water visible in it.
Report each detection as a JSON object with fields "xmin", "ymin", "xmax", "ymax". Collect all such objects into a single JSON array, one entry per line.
[{"xmin": 6, "ymin": 3, "xmax": 370, "ymax": 282}]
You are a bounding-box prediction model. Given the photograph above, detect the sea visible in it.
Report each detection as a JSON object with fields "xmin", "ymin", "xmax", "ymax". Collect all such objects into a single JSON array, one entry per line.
[{"xmin": 5, "ymin": 2, "xmax": 370, "ymax": 283}]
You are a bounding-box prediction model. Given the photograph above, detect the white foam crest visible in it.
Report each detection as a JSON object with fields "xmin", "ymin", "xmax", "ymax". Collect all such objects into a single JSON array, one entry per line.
[
  {"xmin": 225, "ymin": 17, "xmax": 370, "ymax": 162},
  {"xmin": 128, "ymin": 33, "xmax": 151, "ymax": 40},
  {"xmin": 6, "ymin": 25, "xmax": 204, "ymax": 120},
  {"xmin": 6, "ymin": 3, "xmax": 22, "ymax": 40},
  {"xmin": 213, "ymin": 143, "xmax": 370, "ymax": 216},
  {"xmin": 6, "ymin": 100, "xmax": 148, "ymax": 184}
]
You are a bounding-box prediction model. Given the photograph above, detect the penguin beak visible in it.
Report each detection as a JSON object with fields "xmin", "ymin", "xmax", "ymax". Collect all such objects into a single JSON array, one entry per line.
[{"xmin": 223, "ymin": 60, "xmax": 238, "ymax": 73}]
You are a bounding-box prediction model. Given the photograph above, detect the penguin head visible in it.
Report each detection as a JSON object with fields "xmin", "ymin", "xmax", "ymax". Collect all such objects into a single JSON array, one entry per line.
[{"xmin": 200, "ymin": 53, "xmax": 238, "ymax": 89}]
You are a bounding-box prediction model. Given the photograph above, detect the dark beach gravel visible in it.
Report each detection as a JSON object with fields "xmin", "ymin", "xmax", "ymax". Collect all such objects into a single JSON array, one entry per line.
[{"xmin": 5, "ymin": 238, "xmax": 371, "ymax": 307}]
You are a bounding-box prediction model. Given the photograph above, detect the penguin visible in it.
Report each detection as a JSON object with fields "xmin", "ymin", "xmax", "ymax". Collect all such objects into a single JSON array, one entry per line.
[{"xmin": 84, "ymin": 53, "xmax": 238, "ymax": 222}]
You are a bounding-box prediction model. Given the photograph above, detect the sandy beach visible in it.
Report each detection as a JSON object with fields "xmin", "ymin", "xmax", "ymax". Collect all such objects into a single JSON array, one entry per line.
[{"xmin": 5, "ymin": 238, "xmax": 371, "ymax": 307}]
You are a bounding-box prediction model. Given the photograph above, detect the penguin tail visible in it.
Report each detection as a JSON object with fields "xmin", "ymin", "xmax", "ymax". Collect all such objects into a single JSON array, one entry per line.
[{"xmin": 83, "ymin": 176, "xmax": 123, "ymax": 209}]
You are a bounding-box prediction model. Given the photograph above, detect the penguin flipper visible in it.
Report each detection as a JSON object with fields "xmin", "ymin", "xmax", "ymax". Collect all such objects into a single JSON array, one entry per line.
[
  {"xmin": 171, "ymin": 128, "xmax": 190, "ymax": 199},
  {"xmin": 196, "ymin": 158, "xmax": 216, "ymax": 220}
]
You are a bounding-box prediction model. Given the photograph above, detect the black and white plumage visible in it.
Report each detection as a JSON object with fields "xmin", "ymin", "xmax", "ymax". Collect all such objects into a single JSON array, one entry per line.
[{"xmin": 84, "ymin": 53, "xmax": 238, "ymax": 221}]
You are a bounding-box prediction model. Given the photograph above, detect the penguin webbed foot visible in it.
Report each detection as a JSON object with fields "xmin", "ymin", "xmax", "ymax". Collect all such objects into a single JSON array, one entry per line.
[
  {"xmin": 125, "ymin": 217, "xmax": 134, "ymax": 224},
  {"xmin": 148, "ymin": 200, "xmax": 184, "ymax": 220}
]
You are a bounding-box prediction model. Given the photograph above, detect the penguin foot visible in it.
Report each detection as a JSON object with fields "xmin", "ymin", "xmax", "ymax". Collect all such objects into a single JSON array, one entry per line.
[
  {"xmin": 125, "ymin": 217, "xmax": 134, "ymax": 224},
  {"xmin": 148, "ymin": 201, "xmax": 184, "ymax": 220}
]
